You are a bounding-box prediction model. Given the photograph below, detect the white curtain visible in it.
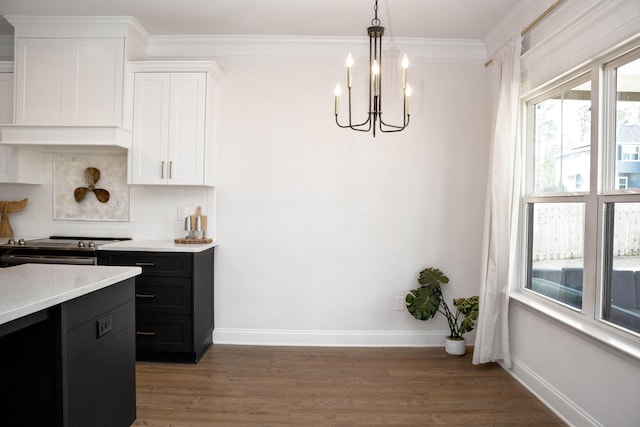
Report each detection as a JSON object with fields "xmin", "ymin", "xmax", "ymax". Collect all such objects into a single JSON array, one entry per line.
[{"xmin": 472, "ymin": 36, "xmax": 522, "ymax": 369}]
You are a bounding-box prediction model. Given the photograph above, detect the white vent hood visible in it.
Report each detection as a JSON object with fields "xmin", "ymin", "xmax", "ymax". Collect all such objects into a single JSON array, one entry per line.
[
  {"xmin": 1, "ymin": 16, "xmax": 149, "ymax": 151},
  {"xmin": 0, "ymin": 125, "xmax": 131, "ymax": 152}
]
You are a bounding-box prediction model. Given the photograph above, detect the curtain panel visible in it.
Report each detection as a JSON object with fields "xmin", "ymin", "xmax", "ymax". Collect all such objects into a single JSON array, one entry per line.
[{"xmin": 472, "ymin": 36, "xmax": 522, "ymax": 368}]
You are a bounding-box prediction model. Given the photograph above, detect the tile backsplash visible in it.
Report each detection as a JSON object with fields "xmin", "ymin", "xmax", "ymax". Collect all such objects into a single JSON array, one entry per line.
[{"xmin": 0, "ymin": 153, "xmax": 215, "ymax": 240}]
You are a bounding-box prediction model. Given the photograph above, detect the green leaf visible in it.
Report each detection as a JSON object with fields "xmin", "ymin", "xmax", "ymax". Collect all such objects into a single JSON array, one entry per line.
[
  {"xmin": 417, "ymin": 267, "xmax": 449, "ymax": 288},
  {"xmin": 405, "ymin": 287, "xmax": 441, "ymax": 321}
]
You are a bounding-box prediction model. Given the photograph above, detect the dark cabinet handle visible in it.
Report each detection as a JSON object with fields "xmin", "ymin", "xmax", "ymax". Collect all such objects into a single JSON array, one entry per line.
[
  {"xmin": 135, "ymin": 262, "xmax": 155, "ymax": 267},
  {"xmin": 136, "ymin": 331, "xmax": 157, "ymax": 336},
  {"xmin": 135, "ymin": 293, "xmax": 156, "ymax": 299}
]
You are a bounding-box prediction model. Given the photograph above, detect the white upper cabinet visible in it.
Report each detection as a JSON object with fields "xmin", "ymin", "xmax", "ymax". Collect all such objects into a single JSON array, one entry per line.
[
  {"xmin": 14, "ymin": 38, "xmax": 124, "ymax": 126},
  {"xmin": 130, "ymin": 61, "xmax": 222, "ymax": 186},
  {"xmin": 1, "ymin": 16, "xmax": 149, "ymax": 150},
  {"xmin": 0, "ymin": 66, "xmax": 42, "ymax": 184}
]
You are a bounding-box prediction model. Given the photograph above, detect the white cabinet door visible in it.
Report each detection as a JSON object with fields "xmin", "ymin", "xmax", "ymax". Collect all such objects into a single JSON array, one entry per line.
[
  {"xmin": 0, "ymin": 72, "xmax": 42, "ymax": 184},
  {"xmin": 131, "ymin": 73, "xmax": 170, "ymax": 185},
  {"xmin": 131, "ymin": 72, "xmax": 207, "ymax": 185},
  {"xmin": 167, "ymin": 73, "xmax": 206, "ymax": 185},
  {"xmin": 14, "ymin": 38, "xmax": 124, "ymax": 125}
]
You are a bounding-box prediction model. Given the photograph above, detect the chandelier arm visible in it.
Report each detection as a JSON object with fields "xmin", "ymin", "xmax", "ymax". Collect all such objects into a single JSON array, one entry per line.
[
  {"xmin": 379, "ymin": 114, "xmax": 410, "ymax": 129},
  {"xmin": 379, "ymin": 88, "xmax": 410, "ymax": 129},
  {"xmin": 336, "ymin": 87, "xmax": 373, "ymax": 129},
  {"xmin": 336, "ymin": 117, "xmax": 374, "ymax": 131},
  {"xmin": 379, "ymin": 115, "xmax": 410, "ymax": 133},
  {"xmin": 348, "ymin": 86, "xmax": 372, "ymax": 128}
]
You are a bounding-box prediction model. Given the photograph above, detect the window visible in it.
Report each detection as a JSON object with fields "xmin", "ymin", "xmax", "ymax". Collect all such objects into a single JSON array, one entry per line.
[
  {"xmin": 601, "ymin": 50, "xmax": 640, "ymax": 334},
  {"xmin": 618, "ymin": 176, "xmax": 629, "ymax": 190},
  {"xmin": 523, "ymin": 45, "xmax": 640, "ymax": 338},
  {"xmin": 526, "ymin": 202, "xmax": 584, "ymax": 309},
  {"xmin": 614, "ymin": 57, "xmax": 640, "ymax": 190},
  {"xmin": 602, "ymin": 202, "xmax": 640, "ymax": 334},
  {"xmin": 524, "ymin": 76, "xmax": 591, "ymax": 308},
  {"xmin": 619, "ymin": 145, "xmax": 640, "ymax": 161},
  {"xmin": 531, "ymin": 79, "xmax": 591, "ymax": 194}
]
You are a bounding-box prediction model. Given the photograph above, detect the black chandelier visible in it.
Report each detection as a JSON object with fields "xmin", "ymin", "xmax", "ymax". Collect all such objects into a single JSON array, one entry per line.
[{"xmin": 334, "ymin": 0, "xmax": 411, "ymax": 137}]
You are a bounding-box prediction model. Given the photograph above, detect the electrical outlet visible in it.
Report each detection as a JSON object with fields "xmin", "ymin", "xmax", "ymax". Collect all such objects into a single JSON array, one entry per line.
[
  {"xmin": 96, "ymin": 314, "xmax": 113, "ymax": 338},
  {"xmin": 394, "ymin": 296, "xmax": 405, "ymax": 311}
]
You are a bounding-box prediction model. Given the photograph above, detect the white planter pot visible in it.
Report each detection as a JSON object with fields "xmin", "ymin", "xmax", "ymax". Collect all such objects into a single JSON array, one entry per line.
[{"xmin": 444, "ymin": 337, "xmax": 466, "ymax": 356}]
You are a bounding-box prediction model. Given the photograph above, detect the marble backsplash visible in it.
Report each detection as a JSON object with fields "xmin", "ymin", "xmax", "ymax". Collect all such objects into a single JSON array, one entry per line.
[{"xmin": 0, "ymin": 153, "xmax": 215, "ymax": 240}]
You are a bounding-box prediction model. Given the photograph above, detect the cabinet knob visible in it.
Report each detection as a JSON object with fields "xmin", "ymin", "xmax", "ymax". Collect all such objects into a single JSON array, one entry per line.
[
  {"xmin": 169, "ymin": 161, "xmax": 173, "ymax": 179},
  {"xmin": 161, "ymin": 161, "xmax": 165, "ymax": 179}
]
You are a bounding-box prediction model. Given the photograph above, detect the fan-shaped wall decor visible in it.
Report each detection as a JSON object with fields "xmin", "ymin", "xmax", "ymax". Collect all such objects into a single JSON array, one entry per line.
[
  {"xmin": 74, "ymin": 167, "xmax": 111, "ymax": 203},
  {"xmin": 53, "ymin": 154, "xmax": 129, "ymax": 221}
]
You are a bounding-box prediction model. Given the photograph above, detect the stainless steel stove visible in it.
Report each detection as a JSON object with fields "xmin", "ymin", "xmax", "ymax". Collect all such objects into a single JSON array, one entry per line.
[{"xmin": 0, "ymin": 236, "xmax": 131, "ymax": 267}]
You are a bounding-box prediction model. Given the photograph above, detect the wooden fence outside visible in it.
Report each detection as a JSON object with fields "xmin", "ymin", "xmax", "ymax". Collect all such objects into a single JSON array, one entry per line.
[{"xmin": 532, "ymin": 203, "xmax": 640, "ymax": 261}]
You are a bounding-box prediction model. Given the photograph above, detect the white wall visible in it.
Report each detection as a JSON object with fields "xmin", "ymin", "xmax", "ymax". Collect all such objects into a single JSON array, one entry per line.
[
  {"xmin": 486, "ymin": 0, "xmax": 640, "ymax": 425},
  {"xmin": 210, "ymin": 51, "xmax": 490, "ymax": 345}
]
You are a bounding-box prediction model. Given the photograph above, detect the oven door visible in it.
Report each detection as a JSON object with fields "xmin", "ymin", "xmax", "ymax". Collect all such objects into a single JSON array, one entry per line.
[{"xmin": 1, "ymin": 254, "xmax": 97, "ymax": 266}]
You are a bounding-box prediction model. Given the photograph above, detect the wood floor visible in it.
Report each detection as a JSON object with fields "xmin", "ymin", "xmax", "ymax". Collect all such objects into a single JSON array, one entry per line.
[{"xmin": 132, "ymin": 345, "xmax": 565, "ymax": 426}]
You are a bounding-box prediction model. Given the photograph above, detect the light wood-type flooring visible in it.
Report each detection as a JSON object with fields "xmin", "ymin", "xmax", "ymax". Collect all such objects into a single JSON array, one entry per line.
[{"xmin": 132, "ymin": 345, "xmax": 565, "ymax": 426}]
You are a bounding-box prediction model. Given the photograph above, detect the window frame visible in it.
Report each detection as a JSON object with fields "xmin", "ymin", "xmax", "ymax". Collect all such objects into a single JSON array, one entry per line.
[{"xmin": 516, "ymin": 42, "xmax": 640, "ymax": 357}]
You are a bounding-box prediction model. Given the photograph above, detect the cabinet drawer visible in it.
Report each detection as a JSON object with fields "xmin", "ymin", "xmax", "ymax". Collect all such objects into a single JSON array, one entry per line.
[
  {"xmin": 136, "ymin": 314, "xmax": 192, "ymax": 353},
  {"xmin": 101, "ymin": 251, "xmax": 192, "ymax": 277},
  {"xmin": 135, "ymin": 277, "xmax": 192, "ymax": 315}
]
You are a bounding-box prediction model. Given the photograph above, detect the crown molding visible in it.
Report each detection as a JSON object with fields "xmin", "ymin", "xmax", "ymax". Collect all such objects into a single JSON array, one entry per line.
[
  {"xmin": 4, "ymin": 15, "xmax": 149, "ymax": 40},
  {"xmin": 145, "ymin": 34, "xmax": 486, "ymax": 62}
]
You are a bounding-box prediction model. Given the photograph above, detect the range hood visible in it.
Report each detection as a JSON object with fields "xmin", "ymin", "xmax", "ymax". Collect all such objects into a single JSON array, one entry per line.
[
  {"xmin": 0, "ymin": 15, "xmax": 149, "ymax": 153},
  {"xmin": 0, "ymin": 125, "xmax": 131, "ymax": 152}
]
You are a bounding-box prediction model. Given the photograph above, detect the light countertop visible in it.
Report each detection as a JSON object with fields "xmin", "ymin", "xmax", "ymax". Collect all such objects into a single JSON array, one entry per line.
[
  {"xmin": 98, "ymin": 239, "xmax": 217, "ymax": 252},
  {"xmin": 0, "ymin": 264, "xmax": 141, "ymax": 326}
]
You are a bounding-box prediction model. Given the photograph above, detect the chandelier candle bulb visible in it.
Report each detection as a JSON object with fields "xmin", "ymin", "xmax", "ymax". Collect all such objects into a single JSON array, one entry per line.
[
  {"xmin": 402, "ymin": 54, "xmax": 409, "ymax": 89},
  {"xmin": 334, "ymin": 84, "xmax": 341, "ymax": 114},
  {"xmin": 372, "ymin": 60, "xmax": 380, "ymax": 96},
  {"xmin": 347, "ymin": 54, "xmax": 354, "ymax": 88}
]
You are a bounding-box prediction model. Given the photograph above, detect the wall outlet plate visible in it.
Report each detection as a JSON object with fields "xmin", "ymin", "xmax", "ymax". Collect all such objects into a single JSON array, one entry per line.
[{"xmin": 97, "ymin": 314, "xmax": 113, "ymax": 338}]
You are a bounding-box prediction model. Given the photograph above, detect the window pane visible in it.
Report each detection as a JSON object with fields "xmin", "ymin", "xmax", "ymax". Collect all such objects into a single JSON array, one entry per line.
[
  {"xmin": 615, "ymin": 58, "xmax": 640, "ymax": 189},
  {"xmin": 527, "ymin": 203, "xmax": 584, "ymax": 309},
  {"xmin": 603, "ymin": 202, "xmax": 640, "ymax": 333},
  {"xmin": 532, "ymin": 81, "xmax": 591, "ymax": 193}
]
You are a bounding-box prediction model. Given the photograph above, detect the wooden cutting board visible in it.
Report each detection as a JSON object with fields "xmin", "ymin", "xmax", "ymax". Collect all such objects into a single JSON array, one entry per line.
[{"xmin": 175, "ymin": 238, "xmax": 213, "ymax": 244}]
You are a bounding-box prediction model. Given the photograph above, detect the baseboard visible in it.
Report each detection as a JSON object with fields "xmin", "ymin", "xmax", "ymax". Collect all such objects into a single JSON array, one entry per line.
[
  {"xmin": 212, "ymin": 328, "xmax": 460, "ymax": 347},
  {"xmin": 503, "ymin": 356, "xmax": 600, "ymax": 427}
]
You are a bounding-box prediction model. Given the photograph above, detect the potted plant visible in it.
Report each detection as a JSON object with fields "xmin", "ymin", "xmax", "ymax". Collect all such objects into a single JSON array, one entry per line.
[{"xmin": 405, "ymin": 267, "xmax": 479, "ymax": 355}]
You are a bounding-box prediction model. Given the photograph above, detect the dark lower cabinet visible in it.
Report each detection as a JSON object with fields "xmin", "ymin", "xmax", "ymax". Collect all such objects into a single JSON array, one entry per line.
[
  {"xmin": 0, "ymin": 309, "xmax": 59, "ymax": 426},
  {"xmin": 62, "ymin": 278, "xmax": 136, "ymax": 427},
  {"xmin": 100, "ymin": 248, "xmax": 214, "ymax": 363},
  {"xmin": 0, "ymin": 278, "xmax": 136, "ymax": 427}
]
